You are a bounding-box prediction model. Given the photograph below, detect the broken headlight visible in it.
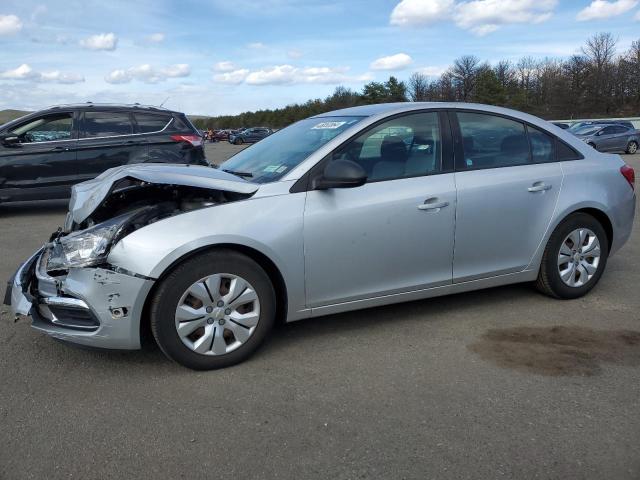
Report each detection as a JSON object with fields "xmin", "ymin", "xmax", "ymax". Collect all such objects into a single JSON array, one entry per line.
[{"xmin": 48, "ymin": 213, "xmax": 132, "ymax": 269}]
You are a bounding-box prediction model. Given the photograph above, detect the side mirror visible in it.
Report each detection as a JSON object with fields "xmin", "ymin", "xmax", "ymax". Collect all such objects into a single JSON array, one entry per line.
[
  {"xmin": 595, "ymin": 130, "xmax": 604, "ymax": 136},
  {"xmin": 0, "ymin": 134, "xmax": 20, "ymax": 146},
  {"xmin": 313, "ymin": 159, "xmax": 367, "ymax": 190}
]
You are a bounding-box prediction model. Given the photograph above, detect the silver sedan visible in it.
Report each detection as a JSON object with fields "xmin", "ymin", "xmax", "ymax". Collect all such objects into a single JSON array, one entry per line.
[{"xmin": 7, "ymin": 103, "xmax": 636, "ymax": 370}]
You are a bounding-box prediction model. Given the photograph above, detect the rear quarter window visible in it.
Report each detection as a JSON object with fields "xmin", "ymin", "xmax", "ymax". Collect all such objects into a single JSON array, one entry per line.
[{"xmin": 134, "ymin": 113, "xmax": 171, "ymax": 133}]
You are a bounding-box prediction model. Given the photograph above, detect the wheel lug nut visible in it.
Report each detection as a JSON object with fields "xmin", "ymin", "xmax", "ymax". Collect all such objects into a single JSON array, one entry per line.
[
  {"xmin": 218, "ymin": 319, "xmax": 225, "ymax": 325},
  {"xmin": 224, "ymin": 308, "xmax": 231, "ymax": 315},
  {"xmin": 217, "ymin": 301, "xmax": 224, "ymax": 307},
  {"xmin": 206, "ymin": 318, "xmax": 214, "ymax": 324},
  {"xmin": 205, "ymin": 306, "xmax": 213, "ymax": 313}
]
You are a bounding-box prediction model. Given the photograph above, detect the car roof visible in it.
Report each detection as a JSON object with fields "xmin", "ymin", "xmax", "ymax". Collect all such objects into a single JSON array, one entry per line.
[
  {"xmin": 311, "ymin": 102, "xmax": 550, "ymax": 122},
  {"xmin": 42, "ymin": 103, "xmax": 181, "ymax": 114}
]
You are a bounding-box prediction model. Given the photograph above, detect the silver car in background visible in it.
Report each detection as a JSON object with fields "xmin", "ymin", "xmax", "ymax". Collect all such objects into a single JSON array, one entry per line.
[
  {"xmin": 573, "ymin": 123, "xmax": 639, "ymax": 154},
  {"xmin": 6, "ymin": 103, "xmax": 636, "ymax": 370}
]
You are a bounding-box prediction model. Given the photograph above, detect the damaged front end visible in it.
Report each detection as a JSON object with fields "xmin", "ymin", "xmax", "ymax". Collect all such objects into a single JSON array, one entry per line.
[{"xmin": 5, "ymin": 164, "xmax": 259, "ymax": 349}]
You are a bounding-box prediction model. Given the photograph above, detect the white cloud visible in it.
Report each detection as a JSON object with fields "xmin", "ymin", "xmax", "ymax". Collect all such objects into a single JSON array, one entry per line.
[
  {"xmin": 370, "ymin": 53, "xmax": 413, "ymax": 70},
  {"xmin": 40, "ymin": 71, "xmax": 85, "ymax": 84},
  {"xmin": 213, "ymin": 68, "xmax": 250, "ymax": 84},
  {"xmin": 147, "ymin": 32, "xmax": 165, "ymax": 43},
  {"xmin": 105, "ymin": 64, "xmax": 191, "ymax": 84},
  {"xmin": 0, "ymin": 64, "xmax": 38, "ymax": 80},
  {"xmin": 80, "ymin": 32, "xmax": 118, "ymax": 51},
  {"xmin": 246, "ymin": 65, "xmax": 297, "ymax": 85},
  {"xmin": 390, "ymin": 0, "xmax": 557, "ymax": 35},
  {"xmin": 0, "ymin": 14, "xmax": 23, "ymax": 35},
  {"xmin": 390, "ymin": 0, "xmax": 454, "ymax": 26},
  {"xmin": 0, "ymin": 64, "xmax": 84, "ymax": 83},
  {"xmin": 454, "ymin": 0, "xmax": 556, "ymax": 35},
  {"xmin": 415, "ymin": 65, "xmax": 449, "ymax": 77},
  {"xmin": 230, "ymin": 64, "xmax": 368, "ymax": 86},
  {"xmin": 576, "ymin": 0, "xmax": 638, "ymax": 20},
  {"xmin": 213, "ymin": 61, "xmax": 237, "ymax": 72},
  {"xmin": 287, "ymin": 49, "xmax": 303, "ymax": 59}
]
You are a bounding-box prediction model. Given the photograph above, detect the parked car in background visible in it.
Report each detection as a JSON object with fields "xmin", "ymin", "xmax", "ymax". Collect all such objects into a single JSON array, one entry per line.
[
  {"xmin": 573, "ymin": 124, "xmax": 639, "ymax": 154},
  {"xmin": 229, "ymin": 127, "xmax": 272, "ymax": 144},
  {"xmin": 0, "ymin": 103, "xmax": 206, "ymax": 204},
  {"xmin": 7, "ymin": 102, "xmax": 635, "ymax": 370},
  {"xmin": 213, "ymin": 129, "xmax": 231, "ymax": 142},
  {"xmin": 568, "ymin": 120, "xmax": 635, "ymax": 133},
  {"xmin": 552, "ymin": 122, "xmax": 571, "ymax": 130}
]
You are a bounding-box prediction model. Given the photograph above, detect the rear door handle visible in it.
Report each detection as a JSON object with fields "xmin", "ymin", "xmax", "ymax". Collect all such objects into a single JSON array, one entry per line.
[
  {"xmin": 418, "ymin": 198, "xmax": 449, "ymax": 211},
  {"xmin": 528, "ymin": 182, "xmax": 552, "ymax": 192}
]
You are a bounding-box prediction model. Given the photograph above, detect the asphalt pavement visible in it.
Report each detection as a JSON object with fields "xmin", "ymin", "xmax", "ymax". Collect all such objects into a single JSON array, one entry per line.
[{"xmin": 0, "ymin": 146, "xmax": 639, "ymax": 479}]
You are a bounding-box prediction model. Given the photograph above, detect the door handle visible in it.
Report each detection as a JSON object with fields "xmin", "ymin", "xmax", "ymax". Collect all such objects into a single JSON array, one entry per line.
[
  {"xmin": 418, "ymin": 198, "xmax": 449, "ymax": 211},
  {"xmin": 51, "ymin": 146, "xmax": 69, "ymax": 152},
  {"xmin": 528, "ymin": 182, "xmax": 552, "ymax": 192}
]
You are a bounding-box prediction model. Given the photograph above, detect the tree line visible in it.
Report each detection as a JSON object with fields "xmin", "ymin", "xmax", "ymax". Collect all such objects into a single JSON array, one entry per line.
[{"xmin": 192, "ymin": 33, "xmax": 640, "ymax": 130}]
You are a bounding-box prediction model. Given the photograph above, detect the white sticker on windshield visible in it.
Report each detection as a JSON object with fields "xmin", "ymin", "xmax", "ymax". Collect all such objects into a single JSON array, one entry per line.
[
  {"xmin": 312, "ymin": 121, "xmax": 347, "ymax": 130},
  {"xmin": 263, "ymin": 165, "xmax": 280, "ymax": 172}
]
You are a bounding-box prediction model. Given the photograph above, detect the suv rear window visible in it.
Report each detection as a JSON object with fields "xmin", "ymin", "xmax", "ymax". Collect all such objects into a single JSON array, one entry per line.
[
  {"xmin": 83, "ymin": 112, "xmax": 133, "ymax": 137},
  {"xmin": 134, "ymin": 113, "xmax": 171, "ymax": 133}
]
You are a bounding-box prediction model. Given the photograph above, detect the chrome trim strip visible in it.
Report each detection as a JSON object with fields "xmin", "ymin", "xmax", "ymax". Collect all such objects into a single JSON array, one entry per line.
[
  {"xmin": 6, "ymin": 117, "xmax": 175, "ymax": 145},
  {"xmin": 42, "ymin": 297, "xmax": 90, "ymax": 310}
]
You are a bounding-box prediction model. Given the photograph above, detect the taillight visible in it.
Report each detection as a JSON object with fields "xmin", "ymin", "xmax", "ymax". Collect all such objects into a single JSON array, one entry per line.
[
  {"xmin": 171, "ymin": 134, "xmax": 203, "ymax": 147},
  {"xmin": 620, "ymin": 165, "xmax": 635, "ymax": 191}
]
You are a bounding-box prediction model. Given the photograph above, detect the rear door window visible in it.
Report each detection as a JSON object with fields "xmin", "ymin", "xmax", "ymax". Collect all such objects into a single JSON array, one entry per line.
[
  {"xmin": 134, "ymin": 113, "xmax": 172, "ymax": 133},
  {"xmin": 83, "ymin": 111, "xmax": 134, "ymax": 137},
  {"xmin": 456, "ymin": 112, "xmax": 529, "ymax": 169}
]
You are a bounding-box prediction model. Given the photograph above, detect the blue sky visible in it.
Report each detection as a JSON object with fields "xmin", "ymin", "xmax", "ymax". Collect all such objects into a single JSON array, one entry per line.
[{"xmin": 0, "ymin": 0, "xmax": 639, "ymax": 115}]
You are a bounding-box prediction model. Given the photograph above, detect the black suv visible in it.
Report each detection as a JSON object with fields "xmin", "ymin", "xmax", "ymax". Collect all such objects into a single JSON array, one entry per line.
[{"xmin": 0, "ymin": 103, "xmax": 207, "ymax": 203}]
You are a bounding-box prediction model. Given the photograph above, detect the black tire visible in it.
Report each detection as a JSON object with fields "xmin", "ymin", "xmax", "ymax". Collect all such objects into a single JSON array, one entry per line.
[
  {"xmin": 150, "ymin": 249, "xmax": 276, "ymax": 370},
  {"xmin": 235, "ymin": 138, "xmax": 243, "ymax": 145},
  {"xmin": 536, "ymin": 213, "xmax": 609, "ymax": 299},
  {"xmin": 626, "ymin": 141, "xmax": 638, "ymax": 155},
  {"xmin": 587, "ymin": 142, "xmax": 597, "ymax": 150}
]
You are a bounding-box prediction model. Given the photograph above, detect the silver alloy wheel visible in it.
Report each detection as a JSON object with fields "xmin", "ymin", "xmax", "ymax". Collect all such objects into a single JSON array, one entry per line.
[
  {"xmin": 557, "ymin": 228, "xmax": 601, "ymax": 287},
  {"xmin": 174, "ymin": 273, "xmax": 260, "ymax": 355},
  {"xmin": 628, "ymin": 142, "xmax": 638, "ymax": 154}
]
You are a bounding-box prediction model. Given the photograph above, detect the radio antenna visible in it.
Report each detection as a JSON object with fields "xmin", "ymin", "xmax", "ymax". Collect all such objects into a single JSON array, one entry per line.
[{"xmin": 159, "ymin": 96, "xmax": 170, "ymax": 107}]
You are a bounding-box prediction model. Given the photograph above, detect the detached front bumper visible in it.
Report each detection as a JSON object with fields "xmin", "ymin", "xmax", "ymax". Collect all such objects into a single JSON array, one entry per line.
[{"xmin": 5, "ymin": 247, "xmax": 155, "ymax": 350}]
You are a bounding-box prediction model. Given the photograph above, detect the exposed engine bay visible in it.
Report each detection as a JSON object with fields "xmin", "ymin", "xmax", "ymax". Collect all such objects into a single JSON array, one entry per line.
[{"xmin": 66, "ymin": 177, "xmax": 252, "ymax": 232}]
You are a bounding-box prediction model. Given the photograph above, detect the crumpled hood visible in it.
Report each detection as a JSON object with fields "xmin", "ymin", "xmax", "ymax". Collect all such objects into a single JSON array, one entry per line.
[{"xmin": 68, "ymin": 163, "xmax": 259, "ymax": 224}]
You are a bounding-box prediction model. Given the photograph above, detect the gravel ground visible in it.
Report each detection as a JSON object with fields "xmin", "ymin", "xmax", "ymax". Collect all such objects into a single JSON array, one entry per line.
[{"xmin": 0, "ymin": 147, "xmax": 639, "ymax": 480}]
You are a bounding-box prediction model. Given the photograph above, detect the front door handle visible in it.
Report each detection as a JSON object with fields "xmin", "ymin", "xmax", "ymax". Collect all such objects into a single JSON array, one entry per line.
[
  {"xmin": 418, "ymin": 198, "xmax": 449, "ymax": 211},
  {"xmin": 528, "ymin": 182, "xmax": 552, "ymax": 193},
  {"xmin": 51, "ymin": 146, "xmax": 69, "ymax": 152}
]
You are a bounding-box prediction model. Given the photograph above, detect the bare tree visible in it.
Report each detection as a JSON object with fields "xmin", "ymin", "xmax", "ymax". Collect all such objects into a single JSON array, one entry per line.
[
  {"xmin": 451, "ymin": 55, "xmax": 480, "ymax": 101},
  {"xmin": 407, "ymin": 72, "xmax": 430, "ymax": 101}
]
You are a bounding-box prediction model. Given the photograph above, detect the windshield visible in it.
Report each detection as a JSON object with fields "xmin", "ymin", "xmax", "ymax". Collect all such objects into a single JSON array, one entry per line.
[
  {"xmin": 574, "ymin": 126, "xmax": 601, "ymax": 136},
  {"xmin": 220, "ymin": 116, "xmax": 364, "ymax": 183}
]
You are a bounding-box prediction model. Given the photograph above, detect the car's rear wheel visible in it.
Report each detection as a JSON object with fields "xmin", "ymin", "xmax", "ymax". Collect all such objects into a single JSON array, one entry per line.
[
  {"xmin": 235, "ymin": 138, "xmax": 243, "ymax": 145},
  {"xmin": 536, "ymin": 213, "xmax": 608, "ymax": 299},
  {"xmin": 150, "ymin": 249, "xmax": 276, "ymax": 370},
  {"xmin": 626, "ymin": 141, "xmax": 638, "ymax": 155}
]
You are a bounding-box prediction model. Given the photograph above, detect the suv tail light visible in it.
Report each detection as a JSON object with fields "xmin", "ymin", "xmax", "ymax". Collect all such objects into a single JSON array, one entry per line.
[
  {"xmin": 620, "ymin": 165, "xmax": 635, "ymax": 191},
  {"xmin": 171, "ymin": 134, "xmax": 203, "ymax": 147}
]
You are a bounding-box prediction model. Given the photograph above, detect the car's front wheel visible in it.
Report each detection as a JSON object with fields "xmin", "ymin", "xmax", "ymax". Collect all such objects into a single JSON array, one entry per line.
[
  {"xmin": 536, "ymin": 213, "xmax": 608, "ymax": 299},
  {"xmin": 150, "ymin": 250, "xmax": 276, "ymax": 370},
  {"xmin": 626, "ymin": 141, "xmax": 638, "ymax": 155},
  {"xmin": 234, "ymin": 138, "xmax": 243, "ymax": 145}
]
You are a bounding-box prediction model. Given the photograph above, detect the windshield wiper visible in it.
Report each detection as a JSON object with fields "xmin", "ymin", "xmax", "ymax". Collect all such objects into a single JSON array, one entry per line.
[{"xmin": 222, "ymin": 169, "xmax": 253, "ymax": 178}]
